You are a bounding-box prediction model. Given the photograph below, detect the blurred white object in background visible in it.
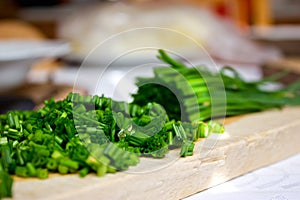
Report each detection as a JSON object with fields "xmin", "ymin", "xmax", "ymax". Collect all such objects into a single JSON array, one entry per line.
[
  {"xmin": 58, "ymin": 2, "xmax": 282, "ymax": 65},
  {"xmin": 0, "ymin": 40, "xmax": 70, "ymax": 91},
  {"xmin": 54, "ymin": 2, "xmax": 284, "ymax": 101}
]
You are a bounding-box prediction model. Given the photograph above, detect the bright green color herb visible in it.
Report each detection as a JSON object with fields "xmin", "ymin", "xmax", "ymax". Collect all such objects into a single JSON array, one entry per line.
[
  {"xmin": 0, "ymin": 162, "xmax": 13, "ymax": 198},
  {"xmin": 0, "ymin": 92, "xmax": 222, "ymax": 198},
  {"xmin": 133, "ymin": 49, "xmax": 300, "ymax": 121}
]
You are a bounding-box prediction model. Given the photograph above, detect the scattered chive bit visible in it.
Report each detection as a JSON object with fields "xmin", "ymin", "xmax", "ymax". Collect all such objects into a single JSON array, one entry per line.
[
  {"xmin": 0, "ymin": 162, "xmax": 13, "ymax": 198},
  {"xmin": 0, "ymin": 92, "xmax": 223, "ymax": 198},
  {"xmin": 132, "ymin": 49, "xmax": 300, "ymax": 122}
]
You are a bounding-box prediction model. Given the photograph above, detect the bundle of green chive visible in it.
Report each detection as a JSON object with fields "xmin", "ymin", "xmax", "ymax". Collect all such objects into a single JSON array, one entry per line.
[
  {"xmin": 133, "ymin": 49, "xmax": 300, "ymax": 122},
  {"xmin": 0, "ymin": 92, "xmax": 223, "ymax": 198}
]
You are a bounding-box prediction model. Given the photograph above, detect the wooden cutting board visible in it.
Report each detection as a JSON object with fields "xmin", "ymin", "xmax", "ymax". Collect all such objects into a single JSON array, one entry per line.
[{"xmin": 6, "ymin": 106, "xmax": 300, "ymax": 200}]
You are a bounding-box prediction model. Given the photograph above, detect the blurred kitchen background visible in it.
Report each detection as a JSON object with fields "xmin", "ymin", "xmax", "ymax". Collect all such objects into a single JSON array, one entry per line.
[{"xmin": 1, "ymin": 0, "xmax": 300, "ymax": 112}]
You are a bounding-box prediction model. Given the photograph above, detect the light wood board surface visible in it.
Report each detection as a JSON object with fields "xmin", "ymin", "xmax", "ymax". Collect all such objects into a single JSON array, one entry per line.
[{"xmin": 6, "ymin": 107, "xmax": 300, "ymax": 200}]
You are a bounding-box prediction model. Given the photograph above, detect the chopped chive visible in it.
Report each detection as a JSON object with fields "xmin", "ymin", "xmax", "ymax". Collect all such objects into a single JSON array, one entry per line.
[
  {"xmin": 58, "ymin": 165, "xmax": 68, "ymax": 174},
  {"xmin": 15, "ymin": 166, "xmax": 29, "ymax": 177},
  {"xmin": 26, "ymin": 162, "xmax": 37, "ymax": 176},
  {"xmin": 79, "ymin": 167, "xmax": 90, "ymax": 177},
  {"xmin": 59, "ymin": 159, "xmax": 79, "ymax": 170},
  {"xmin": 37, "ymin": 168, "xmax": 48, "ymax": 179},
  {"xmin": 46, "ymin": 159, "xmax": 58, "ymax": 171}
]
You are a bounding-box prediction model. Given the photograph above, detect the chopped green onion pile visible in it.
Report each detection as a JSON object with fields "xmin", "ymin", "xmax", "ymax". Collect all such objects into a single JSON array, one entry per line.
[
  {"xmin": 133, "ymin": 49, "xmax": 300, "ymax": 121},
  {"xmin": 0, "ymin": 93, "xmax": 223, "ymax": 198}
]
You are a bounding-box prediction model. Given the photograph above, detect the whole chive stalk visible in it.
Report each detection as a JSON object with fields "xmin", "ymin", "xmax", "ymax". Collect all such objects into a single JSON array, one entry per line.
[{"xmin": 133, "ymin": 49, "xmax": 300, "ymax": 122}]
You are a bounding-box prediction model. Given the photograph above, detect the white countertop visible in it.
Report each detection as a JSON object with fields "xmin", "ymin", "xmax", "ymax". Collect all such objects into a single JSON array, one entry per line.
[{"xmin": 185, "ymin": 153, "xmax": 300, "ymax": 200}]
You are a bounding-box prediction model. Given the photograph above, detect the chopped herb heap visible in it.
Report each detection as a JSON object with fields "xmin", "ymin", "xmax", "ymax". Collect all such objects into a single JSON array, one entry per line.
[{"xmin": 0, "ymin": 93, "xmax": 223, "ymax": 198}]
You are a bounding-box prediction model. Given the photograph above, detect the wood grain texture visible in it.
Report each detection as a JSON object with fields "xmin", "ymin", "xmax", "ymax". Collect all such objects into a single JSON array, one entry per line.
[{"xmin": 7, "ymin": 107, "xmax": 300, "ymax": 200}]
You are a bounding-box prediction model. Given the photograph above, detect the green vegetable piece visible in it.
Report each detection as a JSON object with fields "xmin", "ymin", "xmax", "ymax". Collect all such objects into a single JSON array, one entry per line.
[
  {"xmin": 96, "ymin": 164, "xmax": 107, "ymax": 177},
  {"xmin": 26, "ymin": 124, "xmax": 33, "ymax": 132},
  {"xmin": 167, "ymin": 131, "xmax": 173, "ymax": 145},
  {"xmin": 0, "ymin": 163, "xmax": 13, "ymax": 198},
  {"xmin": 54, "ymin": 135, "xmax": 63, "ymax": 145},
  {"xmin": 37, "ymin": 168, "xmax": 48, "ymax": 179},
  {"xmin": 51, "ymin": 150, "xmax": 64, "ymax": 160},
  {"xmin": 197, "ymin": 122, "xmax": 209, "ymax": 138},
  {"xmin": 26, "ymin": 162, "xmax": 37, "ymax": 176},
  {"xmin": 1, "ymin": 145, "xmax": 12, "ymax": 170},
  {"xmin": 0, "ymin": 137, "xmax": 8, "ymax": 145},
  {"xmin": 59, "ymin": 159, "xmax": 79, "ymax": 170},
  {"xmin": 16, "ymin": 149, "xmax": 25, "ymax": 166},
  {"xmin": 106, "ymin": 165, "xmax": 116, "ymax": 173},
  {"xmin": 31, "ymin": 156, "xmax": 47, "ymax": 167},
  {"xmin": 96, "ymin": 155, "xmax": 110, "ymax": 166},
  {"xmin": 15, "ymin": 166, "xmax": 29, "ymax": 177},
  {"xmin": 46, "ymin": 159, "xmax": 58, "ymax": 171},
  {"xmin": 58, "ymin": 165, "xmax": 68, "ymax": 174},
  {"xmin": 180, "ymin": 140, "xmax": 194, "ymax": 157},
  {"xmin": 7, "ymin": 112, "xmax": 15, "ymax": 128},
  {"xmin": 79, "ymin": 167, "xmax": 90, "ymax": 177},
  {"xmin": 208, "ymin": 121, "xmax": 225, "ymax": 133}
]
